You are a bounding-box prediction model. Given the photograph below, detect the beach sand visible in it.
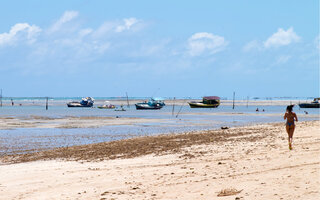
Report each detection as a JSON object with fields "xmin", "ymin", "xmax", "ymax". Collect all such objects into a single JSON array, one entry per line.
[
  {"xmin": 0, "ymin": 120, "xmax": 319, "ymax": 200},
  {"xmin": 0, "ymin": 115, "xmax": 170, "ymax": 129}
]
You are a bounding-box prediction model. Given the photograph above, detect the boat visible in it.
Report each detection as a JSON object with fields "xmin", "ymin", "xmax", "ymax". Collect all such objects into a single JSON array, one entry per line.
[
  {"xmin": 188, "ymin": 96, "xmax": 220, "ymax": 108},
  {"xmin": 115, "ymin": 105, "xmax": 126, "ymax": 111},
  {"xmin": 135, "ymin": 98, "xmax": 165, "ymax": 110},
  {"xmin": 67, "ymin": 97, "xmax": 94, "ymax": 107},
  {"xmin": 97, "ymin": 101, "xmax": 115, "ymax": 109},
  {"xmin": 298, "ymin": 98, "xmax": 320, "ymax": 108}
]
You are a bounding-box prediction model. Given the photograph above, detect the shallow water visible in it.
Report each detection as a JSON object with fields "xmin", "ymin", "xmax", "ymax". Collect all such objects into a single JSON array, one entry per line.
[{"xmin": 0, "ymin": 102, "xmax": 319, "ymax": 154}]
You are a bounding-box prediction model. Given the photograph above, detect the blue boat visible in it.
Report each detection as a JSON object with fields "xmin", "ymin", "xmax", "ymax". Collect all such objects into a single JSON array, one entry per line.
[{"xmin": 135, "ymin": 98, "xmax": 165, "ymax": 110}]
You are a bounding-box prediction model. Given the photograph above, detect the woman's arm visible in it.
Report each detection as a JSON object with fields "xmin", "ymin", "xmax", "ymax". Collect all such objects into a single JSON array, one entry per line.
[
  {"xmin": 294, "ymin": 113, "xmax": 298, "ymax": 122},
  {"xmin": 284, "ymin": 113, "xmax": 287, "ymax": 120}
]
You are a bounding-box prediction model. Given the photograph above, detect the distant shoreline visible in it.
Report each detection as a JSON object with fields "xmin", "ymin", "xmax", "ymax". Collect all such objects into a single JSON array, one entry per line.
[{"xmin": 0, "ymin": 98, "xmax": 316, "ymax": 107}]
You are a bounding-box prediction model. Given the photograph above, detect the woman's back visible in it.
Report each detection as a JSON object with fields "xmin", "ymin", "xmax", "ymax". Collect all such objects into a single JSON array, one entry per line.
[{"xmin": 285, "ymin": 112, "xmax": 296, "ymax": 123}]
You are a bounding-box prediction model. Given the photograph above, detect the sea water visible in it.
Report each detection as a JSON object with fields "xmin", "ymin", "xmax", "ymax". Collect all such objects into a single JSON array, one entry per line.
[{"xmin": 0, "ymin": 98, "xmax": 319, "ymax": 154}]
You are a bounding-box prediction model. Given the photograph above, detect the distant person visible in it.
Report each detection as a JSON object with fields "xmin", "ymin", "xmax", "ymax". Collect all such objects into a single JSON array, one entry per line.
[
  {"xmin": 256, "ymin": 108, "xmax": 259, "ymax": 112},
  {"xmin": 284, "ymin": 105, "xmax": 298, "ymax": 150},
  {"xmin": 262, "ymin": 109, "xmax": 265, "ymax": 112},
  {"xmin": 304, "ymin": 111, "xmax": 308, "ymax": 115},
  {"xmin": 11, "ymin": 99, "xmax": 14, "ymax": 106}
]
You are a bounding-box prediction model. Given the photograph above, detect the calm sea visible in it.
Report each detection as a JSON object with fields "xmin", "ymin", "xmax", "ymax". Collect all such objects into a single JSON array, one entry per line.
[{"xmin": 0, "ymin": 97, "xmax": 319, "ymax": 154}]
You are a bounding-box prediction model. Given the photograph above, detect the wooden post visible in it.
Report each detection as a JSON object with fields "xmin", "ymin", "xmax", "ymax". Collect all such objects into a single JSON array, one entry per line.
[
  {"xmin": 232, "ymin": 92, "xmax": 235, "ymax": 110},
  {"xmin": 246, "ymin": 96, "xmax": 249, "ymax": 108},
  {"xmin": 176, "ymin": 99, "xmax": 186, "ymax": 118},
  {"xmin": 126, "ymin": 92, "xmax": 130, "ymax": 108},
  {"xmin": 46, "ymin": 97, "xmax": 48, "ymax": 110},
  {"xmin": 172, "ymin": 97, "xmax": 175, "ymax": 116},
  {"xmin": 0, "ymin": 89, "xmax": 2, "ymax": 107}
]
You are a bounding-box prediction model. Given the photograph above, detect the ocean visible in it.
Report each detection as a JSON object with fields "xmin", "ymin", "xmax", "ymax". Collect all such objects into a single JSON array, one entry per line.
[{"xmin": 0, "ymin": 97, "xmax": 319, "ymax": 154}]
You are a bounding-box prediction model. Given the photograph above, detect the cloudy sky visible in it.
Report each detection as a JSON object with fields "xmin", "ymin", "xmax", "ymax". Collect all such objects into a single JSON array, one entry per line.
[{"xmin": 0, "ymin": 0, "xmax": 318, "ymax": 98}]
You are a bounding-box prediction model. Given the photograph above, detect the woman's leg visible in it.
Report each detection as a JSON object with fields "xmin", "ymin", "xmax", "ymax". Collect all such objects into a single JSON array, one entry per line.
[
  {"xmin": 289, "ymin": 125, "xmax": 295, "ymax": 147},
  {"xmin": 286, "ymin": 125, "xmax": 291, "ymax": 149}
]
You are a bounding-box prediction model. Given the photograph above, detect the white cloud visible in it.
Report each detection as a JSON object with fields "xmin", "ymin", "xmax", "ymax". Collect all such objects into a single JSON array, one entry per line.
[
  {"xmin": 78, "ymin": 28, "xmax": 93, "ymax": 38},
  {"xmin": 264, "ymin": 27, "xmax": 300, "ymax": 48},
  {"xmin": 115, "ymin": 18, "xmax": 139, "ymax": 32},
  {"xmin": 93, "ymin": 42, "xmax": 110, "ymax": 54},
  {"xmin": 92, "ymin": 22, "xmax": 115, "ymax": 38},
  {"xmin": 276, "ymin": 55, "xmax": 291, "ymax": 64},
  {"xmin": 0, "ymin": 23, "xmax": 41, "ymax": 46},
  {"xmin": 49, "ymin": 11, "xmax": 79, "ymax": 33},
  {"xmin": 242, "ymin": 40, "xmax": 262, "ymax": 52},
  {"xmin": 93, "ymin": 18, "xmax": 141, "ymax": 38},
  {"xmin": 0, "ymin": 11, "xmax": 151, "ymax": 73},
  {"xmin": 188, "ymin": 32, "xmax": 228, "ymax": 56}
]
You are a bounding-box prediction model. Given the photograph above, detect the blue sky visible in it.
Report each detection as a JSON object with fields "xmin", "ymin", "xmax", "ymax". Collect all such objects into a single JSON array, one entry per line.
[{"xmin": 0, "ymin": 0, "xmax": 319, "ymax": 98}]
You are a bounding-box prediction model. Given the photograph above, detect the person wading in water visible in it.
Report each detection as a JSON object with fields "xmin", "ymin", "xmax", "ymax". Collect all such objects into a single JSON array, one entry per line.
[{"xmin": 284, "ymin": 105, "xmax": 298, "ymax": 150}]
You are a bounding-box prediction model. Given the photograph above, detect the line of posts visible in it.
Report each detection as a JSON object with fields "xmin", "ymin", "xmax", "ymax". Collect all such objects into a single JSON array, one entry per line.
[{"xmin": 0, "ymin": 92, "xmax": 49, "ymax": 110}]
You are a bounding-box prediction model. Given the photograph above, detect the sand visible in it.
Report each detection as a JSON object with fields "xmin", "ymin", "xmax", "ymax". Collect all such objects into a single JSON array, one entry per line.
[
  {"xmin": 0, "ymin": 120, "xmax": 319, "ymax": 200},
  {"xmin": 0, "ymin": 108, "xmax": 317, "ymax": 130},
  {"xmin": 0, "ymin": 116, "xmax": 170, "ymax": 129}
]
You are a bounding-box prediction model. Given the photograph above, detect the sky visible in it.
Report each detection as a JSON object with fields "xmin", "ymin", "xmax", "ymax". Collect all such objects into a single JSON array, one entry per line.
[{"xmin": 0, "ymin": 0, "xmax": 319, "ymax": 99}]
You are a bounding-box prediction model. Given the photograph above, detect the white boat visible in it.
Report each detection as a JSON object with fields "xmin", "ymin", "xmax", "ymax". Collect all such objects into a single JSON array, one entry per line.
[{"xmin": 67, "ymin": 97, "xmax": 94, "ymax": 107}]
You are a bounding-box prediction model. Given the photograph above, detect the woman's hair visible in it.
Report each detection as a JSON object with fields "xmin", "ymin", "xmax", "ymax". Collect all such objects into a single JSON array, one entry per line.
[{"xmin": 286, "ymin": 105, "xmax": 294, "ymax": 112}]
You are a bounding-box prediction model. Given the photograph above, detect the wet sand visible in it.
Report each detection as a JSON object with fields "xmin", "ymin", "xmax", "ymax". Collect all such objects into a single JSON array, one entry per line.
[
  {"xmin": 0, "ymin": 111, "xmax": 317, "ymax": 130},
  {"xmin": 0, "ymin": 116, "xmax": 167, "ymax": 129},
  {"xmin": 0, "ymin": 120, "xmax": 319, "ymax": 199},
  {"xmin": 1, "ymin": 111, "xmax": 317, "ymax": 155}
]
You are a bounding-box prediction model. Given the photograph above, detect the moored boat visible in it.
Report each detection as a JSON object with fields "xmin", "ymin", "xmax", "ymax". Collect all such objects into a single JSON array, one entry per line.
[
  {"xmin": 135, "ymin": 98, "xmax": 165, "ymax": 110},
  {"xmin": 298, "ymin": 98, "xmax": 320, "ymax": 108},
  {"xmin": 115, "ymin": 105, "xmax": 126, "ymax": 111},
  {"xmin": 188, "ymin": 96, "xmax": 220, "ymax": 108},
  {"xmin": 67, "ymin": 97, "xmax": 94, "ymax": 107},
  {"xmin": 97, "ymin": 101, "xmax": 115, "ymax": 109}
]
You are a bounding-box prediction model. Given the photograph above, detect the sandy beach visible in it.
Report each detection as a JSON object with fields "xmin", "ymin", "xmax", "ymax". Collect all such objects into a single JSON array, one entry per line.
[
  {"xmin": 0, "ymin": 120, "xmax": 319, "ymax": 200},
  {"xmin": 1, "ymin": 0, "xmax": 318, "ymax": 199}
]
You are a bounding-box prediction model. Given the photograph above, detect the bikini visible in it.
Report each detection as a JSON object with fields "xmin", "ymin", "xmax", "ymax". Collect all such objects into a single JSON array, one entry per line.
[
  {"xmin": 286, "ymin": 112, "xmax": 295, "ymax": 126},
  {"xmin": 286, "ymin": 122, "xmax": 294, "ymax": 126}
]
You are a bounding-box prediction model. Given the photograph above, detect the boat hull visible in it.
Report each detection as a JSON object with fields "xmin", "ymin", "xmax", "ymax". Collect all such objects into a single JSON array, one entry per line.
[
  {"xmin": 298, "ymin": 103, "xmax": 320, "ymax": 108},
  {"xmin": 115, "ymin": 109, "xmax": 126, "ymax": 111},
  {"xmin": 135, "ymin": 103, "xmax": 163, "ymax": 110},
  {"xmin": 188, "ymin": 102, "xmax": 219, "ymax": 108},
  {"xmin": 97, "ymin": 106, "xmax": 115, "ymax": 109},
  {"xmin": 67, "ymin": 103, "xmax": 93, "ymax": 107}
]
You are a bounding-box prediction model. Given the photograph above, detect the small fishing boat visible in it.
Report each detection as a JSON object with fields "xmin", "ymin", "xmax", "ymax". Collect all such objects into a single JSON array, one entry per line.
[
  {"xmin": 67, "ymin": 97, "xmax": 94, "ymax": 107},
  {"xmin": 97, "ymin": 101, "xmax": 115, "ymax": 109},
  {"xmin": 188, "ymin": 96, "xmax": 220, "ymax": 108},
  {"xmin": 115, "ymin": 105, "xmax": 126, "ymax": 111},
  {"xmin": 298, "ymin": 98, "xmax": 320, "ymax": 108},
  {"xmin": 135, "ymin": 98, "xmax": 165, "ymax": 110}
]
